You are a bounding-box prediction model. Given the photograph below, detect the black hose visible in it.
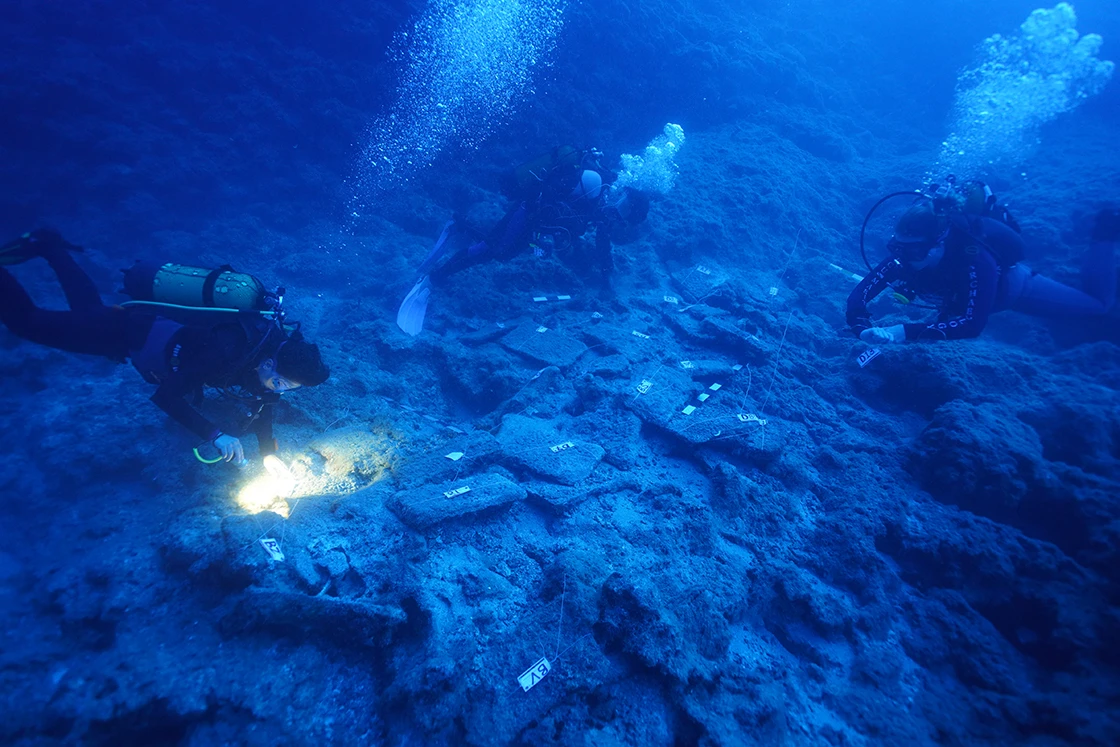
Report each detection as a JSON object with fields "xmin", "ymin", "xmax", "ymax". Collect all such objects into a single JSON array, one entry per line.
[{"xmin": 859, "ymin": 191, "xmax": 924, "ymax": 271}]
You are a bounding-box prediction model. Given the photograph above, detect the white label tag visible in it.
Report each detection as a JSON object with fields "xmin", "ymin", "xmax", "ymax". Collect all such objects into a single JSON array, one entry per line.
[
  {"xmin": 682, "ymin": 405, "xmax": 697, "ymax": 415},
  {"xmin": 697, "ymin": 393, "xmax": 710, "ymax": 402},
  {"xmin": 636, "ymin": 380, "xmax": 653, "ymax": 394},
  {"xmin": 591, "ymin": 312, "xmax": 603, "ymax": 319},
  {"xmin": 679, "ymin": 360, "xmax": 694, "ymax": 369},
  {"xmin": 632, "ymin": 331, "xmax": 650, "ymax": 339},
  {"xmin": 557, "ymin": 294, "xmax": 571, "ymax": 301},
  {"xmin": 709, "ymin": 383, "xmax": 722, "ymax": 392},
  {"xmin": 536, "ymin": 326, "xmax": 548, "ymax": 333},
  {"xmin": 769, "ymin": 287, "xmax": 778, "ymax": 296},
  {"xmin": 664, "ymin": 295, "xmax": 679, "ymax": 304},
  {"xmin": 533, "ymin": 296, "xmax": 547, "ymax": 302},
  {"xmin": 737, "ymin": 413, "xmax": 768, "ymax": 425},
  {"xmin": 445, "ymin": 452, "xmax": 464, "ymax": 461},
  {"xmin": 518, "ymin": 657, "xmax": 552, "ymax": 692},
  {"xmin": 732, "ymin": 364, "xmax": 743, "ymax": 371},
  {"xmin": 550, "ymin": 441, "xmax": 574, "ymax": 453},
  {"xmin": 696, "ymin": 265, "xmax": 711, "ymax": 275},
  {"xmin": 443, "ymin": 486, "xmax": 471, "ymax": 498},
  {"xmin": 857, "ymin": 348, "xmax": 882, "ymax": 368},
  {"xmin": 260, "ymin": 538, "xmax": 285, "ymax": 562}
]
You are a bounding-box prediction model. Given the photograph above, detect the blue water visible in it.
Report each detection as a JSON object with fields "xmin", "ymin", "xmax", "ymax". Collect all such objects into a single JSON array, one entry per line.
[{"xmin": 1, "ymin": 1, "xmax": 1118, "ymax": 744}]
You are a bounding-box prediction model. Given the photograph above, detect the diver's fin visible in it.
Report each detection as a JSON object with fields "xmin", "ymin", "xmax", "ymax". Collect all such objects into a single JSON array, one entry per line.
[
  {"xmin": 396, "ymin": 276, "xmax": 432, "ymax": 336},
  {"xmin": 0, "ymin": 233, "xmax": 37, "ymax": 267}
]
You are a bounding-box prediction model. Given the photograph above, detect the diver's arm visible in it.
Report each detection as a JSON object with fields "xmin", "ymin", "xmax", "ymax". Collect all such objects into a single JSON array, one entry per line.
[
  {"xmin": 906, "ymin": 252, "xmax": 1001, "ymax": 341},
  {"xmin": 846, "ymin": 256, "xmax": 900, "ymax": 334},
  {"xmin": 252, "ymin": 402, "xmax": 278, "ymax": 457},
  {"xmin": 150, "ymin": 378, "xmax": 220, "ymax": 441}
]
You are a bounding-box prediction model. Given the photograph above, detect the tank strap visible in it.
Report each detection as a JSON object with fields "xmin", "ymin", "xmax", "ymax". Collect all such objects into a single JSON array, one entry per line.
[{"xmin": 201, "ymin": 264, "xmax": 235, "ymax": 307}]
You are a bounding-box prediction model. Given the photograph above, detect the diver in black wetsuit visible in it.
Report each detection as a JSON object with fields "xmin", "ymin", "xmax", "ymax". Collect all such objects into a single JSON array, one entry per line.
[
  {"xmin": 0, "ymin": 230, "xmax": 330, "ymax": 463},
  {"xmin": 847, "ymin": 202, "xmax": 1120, "ymax": 343},
  {"xmin": 395, "ymin": 146, "xmax": 651, "ymax": 335}
]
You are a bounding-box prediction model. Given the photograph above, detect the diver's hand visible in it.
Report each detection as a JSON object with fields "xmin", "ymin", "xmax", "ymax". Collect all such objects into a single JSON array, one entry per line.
[
  {"xmin": 213, "ymin": 434, "xmax": 246, "ymax": 464},
  {"xmin": 860, "ymin": 324, "xmax": 906, "ymax": 344},
  {"xmin": 1092, "ymin": 208, "xmax": 1120, "ymax": 243}
]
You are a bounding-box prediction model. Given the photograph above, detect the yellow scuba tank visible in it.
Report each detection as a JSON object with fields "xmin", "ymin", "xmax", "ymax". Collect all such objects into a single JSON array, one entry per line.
[{"xmin": 122, "ymin": 262, "xmax": 269, "ymax": 311}]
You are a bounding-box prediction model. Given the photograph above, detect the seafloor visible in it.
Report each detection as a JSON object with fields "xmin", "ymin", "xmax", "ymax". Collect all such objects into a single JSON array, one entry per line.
[{"xmin": 1, "ymin": 1, "xmax": 1118, "ymax": 745}]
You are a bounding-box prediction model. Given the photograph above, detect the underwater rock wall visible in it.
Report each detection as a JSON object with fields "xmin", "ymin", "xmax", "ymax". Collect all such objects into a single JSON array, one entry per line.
[{"xmin": 1, "ymin": 1, "xmax": 1118, "ymax": 745}]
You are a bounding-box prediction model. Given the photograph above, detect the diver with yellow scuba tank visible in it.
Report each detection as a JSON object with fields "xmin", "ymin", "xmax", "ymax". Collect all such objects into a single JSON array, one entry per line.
[
  {"xmin": 0, "ymin": 229, "xmax": 330, "ymax": 464},
  {"xmin": 847, "ymin": 178, "xmax": 1119, "ymax": 343}
]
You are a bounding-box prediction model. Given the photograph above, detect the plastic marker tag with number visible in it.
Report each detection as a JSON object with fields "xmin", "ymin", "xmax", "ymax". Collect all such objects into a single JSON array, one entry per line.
[
  {"xmin": 260, "ymin": 538, "xmax": 285, "ymax": 562},
  {"xmin": 445, "ymin": 452, "xmax": 465, "ymax": 461},
  {"xmin": 636, "ymin": 380, "xmax": 653, "ymax": 394},
  {"xmin": 536, "ymin": 326, "xmax": 548, "ymax": 333},
  {"xmin": 550, "ymin": 442, "xmax": 574, "ymax": 453},
  {"xmin": 632, "ymin": 331, "xmax": 650, "ymax": 339},
  {"xmin": 444, "ymin": 486, "xmax": 471, "ymax": 498},
  {"xmin": 696, "ymin": 265, "xmax": 712, "ymax": 275},
  {"xmin": 664, "ymin": 295, "xmax": 679, "ymax": 304},
  {"xmin": 591, "ymin": 312, "xmax": 603, "ymax": 319},
  {"xmin": 737, "ymin": 413, "xmax": 767, "ymax": 425},
  {"xmin": 518, "ymin": 657, "xmax": 551, "ymax": 692},
  {"xmin": 857, "ymin": 348, "xmax": 882, "ymax": 368},
  {"xmin": 769, "ymin": 287, "xmax": 778, "ymax": 296}
]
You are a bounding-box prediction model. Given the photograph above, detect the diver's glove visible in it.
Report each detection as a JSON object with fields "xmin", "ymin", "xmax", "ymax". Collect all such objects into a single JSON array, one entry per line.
[
  {"xmin": 1091, "ymin": 208, "xmax": 1120, "ymax": 243},
  {"xmin": 860, "ymin": 324, "xmax": 906, "ymax": 344},
  {"xmin": 213, "ymin": 433, "xmax": 246, "ymax": 465}
]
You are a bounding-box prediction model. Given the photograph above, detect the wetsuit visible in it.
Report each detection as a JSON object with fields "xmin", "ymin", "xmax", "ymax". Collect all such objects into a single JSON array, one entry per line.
[
  {"xmin": 847, "ymin": 216, "xmax": 1116, "ymax": 341},
  {"xmin": 0, "ymin": 247, "xmax": 279, "ymax": 452},
  {"xmin": 429, "ymin": 168, "xmax": 619, "ymax": 284}
]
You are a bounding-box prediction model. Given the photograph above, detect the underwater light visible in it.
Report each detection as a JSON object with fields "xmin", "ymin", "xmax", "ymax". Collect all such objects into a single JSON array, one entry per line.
[
  {"xmin": 235, "ymin": 456, "xmax": 298, "ymax": 518},
  {"xmin": 263, "ymin": 455, "xmax": 296, "ymax": 498}
]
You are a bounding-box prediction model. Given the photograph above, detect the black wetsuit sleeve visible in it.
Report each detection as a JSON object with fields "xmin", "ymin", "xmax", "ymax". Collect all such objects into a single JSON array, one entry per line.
[
  {"xmin": 150, "ymin": 377, "xmax": 220, "ymax": 440},
  {"xmin": 904, "ymin": 250, "xmax": 1001, "ymax": 341},
  {"xmin": 595, "ymin": 223, "xmax": 614, "ymax": 275},
  {"xmin": 252, "ymin": 403, "xmax": 278, "ymax": 456},
  {"xmin": 846, "ymin": 256, "xmax": 901, "ymax": 333}
]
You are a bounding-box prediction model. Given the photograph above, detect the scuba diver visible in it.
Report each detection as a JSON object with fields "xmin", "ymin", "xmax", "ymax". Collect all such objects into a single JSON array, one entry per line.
[
  {"xmin": 847, "ymin": 179, "xmax": 1119, "ymax": 343},
  {"xmin": 396, "ymin": 145, "xmax": 651, "ymax": 336},
  {"xmin": 0, "ymin": 229, "xmax": 330, "ymax": 464}
]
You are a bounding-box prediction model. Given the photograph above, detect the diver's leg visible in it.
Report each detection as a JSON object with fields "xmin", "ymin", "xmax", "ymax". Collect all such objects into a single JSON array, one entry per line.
[
  {"xmin": 1010, "ymin": 238, "xmax": 1115, "ymax": 318},
  {"xmin": 0, "ymin": 267, "xmax": 126, "ymax": 357},
  {"xmin": 40, "ymin": 243, "xmax": 104, "ymax": 310},
  {"xmin": 1080, "ymin": 237, "xmax": 1117, "ymax": 312}
]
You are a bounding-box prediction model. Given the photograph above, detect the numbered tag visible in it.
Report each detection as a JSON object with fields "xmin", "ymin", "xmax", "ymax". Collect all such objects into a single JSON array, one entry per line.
[
  {"xmin": 536, "ymin": 326, "xmax": 548, "ymax": 333},
  {"xmin": 443, "ymin": 486, "xmax": 471, "ymax": 498},
  {"xmin": 737, "ymin": 413, "xmax": 767, "ymax": 425},
  {"xmin": 636, "ymin": 380, "xmax": 653, "ymax": 394},
  {"xmin": 696, "ymin": 265, "xmax": 712, "ymax": 275},
  {"xmin": 769, "ymin": 287, "xmax": 778, "ymax": 296},
  {"xmin": 260, "ymin": 538, "xmax": 285, "ymax": 562},
  {"xmin": 632, "ymin": 331, "xmax": 650, "ymax": 339},
  {"xmin": 857, "ymin": 348, "xmax": 882, "ymax": 368},
  {"xmin": 679, "ymin": 360, "xmax": 694, "ymax": 369},
  {"xmin": 664, "ymin": 295, "xmax": 679, "ymax": 304},
  {"xmin": 591, "ymin": 312, "xmax": 603, "ymax": 319},
  {"xmin": 550, "ymin": 441, "xmax": 574, "ymax": 453},
  {"xmin": 518, "ymin": 657, "xmax": 552, "ymax": 692}
]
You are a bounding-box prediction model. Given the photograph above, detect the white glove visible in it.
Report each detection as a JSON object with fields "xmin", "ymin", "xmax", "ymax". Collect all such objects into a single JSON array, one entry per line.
[
  {"xmin": 213, "ymin": 434, "xmax": 246, "ymax": 465},
  {"xmin": 860, "ymin": 324, "xmax": 906, "ymax": 344}
]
